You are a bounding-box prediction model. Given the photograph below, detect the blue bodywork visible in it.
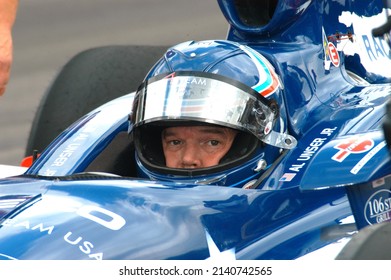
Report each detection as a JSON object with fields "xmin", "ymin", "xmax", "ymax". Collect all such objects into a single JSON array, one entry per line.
[{"xmin": 0, "ymin": 0, "xmax": 390, "ymax": 259}]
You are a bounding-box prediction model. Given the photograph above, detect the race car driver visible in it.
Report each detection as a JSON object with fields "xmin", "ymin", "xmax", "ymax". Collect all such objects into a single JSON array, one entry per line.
[{"xmin": 129, "ymin": 40, "xmax": 296, "ymax": 187}]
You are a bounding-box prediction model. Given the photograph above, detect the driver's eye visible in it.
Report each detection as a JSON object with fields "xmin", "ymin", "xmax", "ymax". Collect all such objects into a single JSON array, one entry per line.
[
  {"xmin": 170, "ymin": 140, "xmax": 182, "ymax": 146},
  {"xmin": 208, "ymin": 140, "xmax": 220, "ymax": 146}
]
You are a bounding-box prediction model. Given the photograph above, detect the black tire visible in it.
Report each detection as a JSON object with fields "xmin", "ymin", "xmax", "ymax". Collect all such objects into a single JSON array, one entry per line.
[
  {"xmin": 336, "ymin": 222, "xmax": 391, "ymax": 259},
  {"xmin": 25, "ymin": 45, "xmax": 168, "ymax": 156}
]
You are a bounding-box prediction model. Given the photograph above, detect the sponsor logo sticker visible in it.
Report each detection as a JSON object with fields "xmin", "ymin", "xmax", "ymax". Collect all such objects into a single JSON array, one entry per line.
[
  {"xmin": 328, "ymin": 42, "xmax": 340, "ymax": 67},
  {"xmin": 332, "ymin": 136, "xmax": 374, "ymax": 162},
  {"xmin": 364, "ymin": 189, "xmax": 391, "ymax": 225}
]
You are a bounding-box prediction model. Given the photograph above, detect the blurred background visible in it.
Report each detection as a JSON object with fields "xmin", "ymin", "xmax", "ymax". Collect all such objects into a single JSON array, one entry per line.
[{"xmin": 0, "ymin": 0, "xmax": 228, "ymax": 165}]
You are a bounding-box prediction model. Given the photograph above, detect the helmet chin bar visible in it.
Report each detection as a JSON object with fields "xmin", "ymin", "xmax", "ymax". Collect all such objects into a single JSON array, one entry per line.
[{"xmin": 263, "ymin": 130, "xmax": 297, "ymax": 149}]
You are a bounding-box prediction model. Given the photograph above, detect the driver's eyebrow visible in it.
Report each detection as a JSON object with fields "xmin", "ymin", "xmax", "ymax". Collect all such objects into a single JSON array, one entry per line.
[
  {"xmin": 162, "ymin": 127, "xmax": 228, "ymax": 138},
  {"xmin": 161, "ymin": 129, "xmax": 176, "ymax": 139},
  {"xmin": 197, "ymin": 127, "xmax": 229, "ymax": 135}
]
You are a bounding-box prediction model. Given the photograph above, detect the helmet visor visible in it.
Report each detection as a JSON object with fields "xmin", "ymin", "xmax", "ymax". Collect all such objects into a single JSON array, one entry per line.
[{"xmin": 131, "ymin": 71, "xmax": 278, "ymax": 142}]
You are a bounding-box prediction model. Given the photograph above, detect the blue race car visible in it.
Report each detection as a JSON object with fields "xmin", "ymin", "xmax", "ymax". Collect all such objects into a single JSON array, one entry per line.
[{"xmin": 0, "ymin": 0, "xmax": 390, "ymax": 260}]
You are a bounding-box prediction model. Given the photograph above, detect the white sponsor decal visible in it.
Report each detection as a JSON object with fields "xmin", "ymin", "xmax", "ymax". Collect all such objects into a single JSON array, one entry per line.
[
  {"xmin": 3, "ymin": 204, "xmax": 126, "ymax": 260},
  {"xmin": 350, "ymin": 141, "xmax": 387, "ymax": 174},
  {"xmin": 364, "ymin": 189, "xmax": 391, "ymax": 225}
]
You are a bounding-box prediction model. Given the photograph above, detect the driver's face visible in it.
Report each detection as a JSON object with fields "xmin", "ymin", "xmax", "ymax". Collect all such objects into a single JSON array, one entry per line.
[{"xmin": 162, "ymin": 126, "xmax": 237, "ymax": 169}]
